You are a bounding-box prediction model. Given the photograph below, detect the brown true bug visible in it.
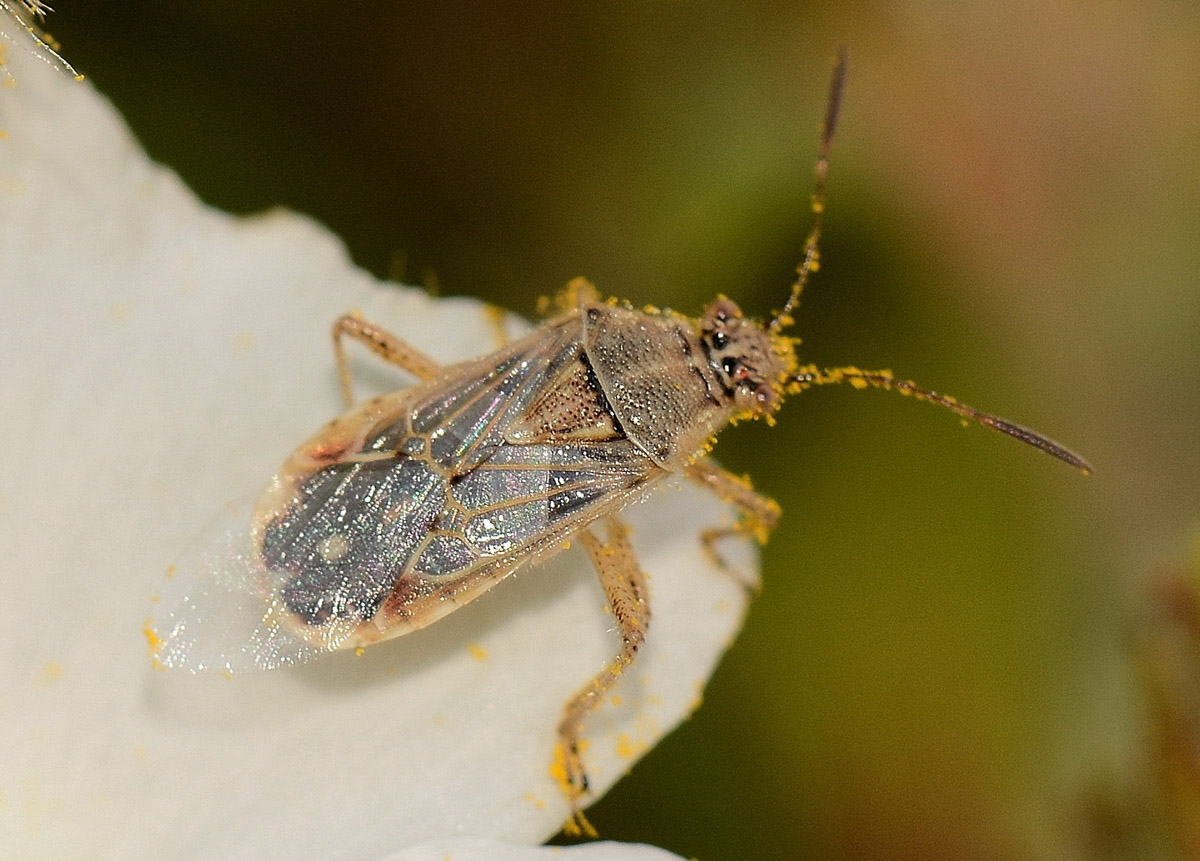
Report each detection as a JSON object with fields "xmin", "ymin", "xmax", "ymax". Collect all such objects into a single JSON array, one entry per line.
[{"xmin": 148, "ymin": 50, "xmax": 1089, "ymax": 835}]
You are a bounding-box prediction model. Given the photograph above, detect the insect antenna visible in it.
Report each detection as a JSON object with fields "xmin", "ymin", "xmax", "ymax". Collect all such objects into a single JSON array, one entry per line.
[
  {"xmin": 770, "ymin": 47, "xmax": 848, "ymax": 334},
  {"xmin": 790, "ymin": 365, "xmax": 1093, "ymax": 473}
]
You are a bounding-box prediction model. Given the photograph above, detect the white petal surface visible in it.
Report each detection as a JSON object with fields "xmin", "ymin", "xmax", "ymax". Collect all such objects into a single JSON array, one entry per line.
[{"xmin": 0, "ymin": 16, "xmax": 752, "ymax": 861}]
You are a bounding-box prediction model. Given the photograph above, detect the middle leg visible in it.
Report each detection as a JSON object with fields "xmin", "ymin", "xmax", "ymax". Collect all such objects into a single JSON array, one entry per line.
[{"xmin": 555, "ymin": 515, "xmax": 650, "ymax": 835}]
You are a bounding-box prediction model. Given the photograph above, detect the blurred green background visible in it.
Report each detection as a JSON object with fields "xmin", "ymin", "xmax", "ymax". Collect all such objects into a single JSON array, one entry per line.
[{"xmin": 39, "ymin": 2, "xmax": 1200, "ymax": 858}]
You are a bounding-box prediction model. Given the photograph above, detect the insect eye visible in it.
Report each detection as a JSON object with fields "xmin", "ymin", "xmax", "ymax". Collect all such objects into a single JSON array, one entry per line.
[
  {"xmin": 711, "ymin": 331, "xmax": 729, "ymax": 350},
  {"xmin": 721, "ymin": 356, "xmax": 739, "ymax": 375}
]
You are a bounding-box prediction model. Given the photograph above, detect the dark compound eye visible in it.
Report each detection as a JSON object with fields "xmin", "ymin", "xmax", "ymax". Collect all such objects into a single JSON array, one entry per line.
[
  {"xmin": 722, "ymin": 356, "xmax": 738, "ymax": 375},
  {"xmin": 711, "ymin": 331, "xmax": 729, "ymax": 350}
]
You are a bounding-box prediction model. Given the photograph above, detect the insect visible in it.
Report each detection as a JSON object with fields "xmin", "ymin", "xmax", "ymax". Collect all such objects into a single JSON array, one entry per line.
[{"xmin": 147, "ymin": 51, "xmax": 1089, "ymax": 835}]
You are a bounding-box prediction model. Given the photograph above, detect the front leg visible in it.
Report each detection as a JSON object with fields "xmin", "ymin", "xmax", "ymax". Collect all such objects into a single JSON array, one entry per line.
[
  {"xmin": 684, "ymin": 457, "xmax": 781, "ymax": 589},
  {"xmin": 555, "ymin": 515, "xmax": 650, "ymax": 837}
]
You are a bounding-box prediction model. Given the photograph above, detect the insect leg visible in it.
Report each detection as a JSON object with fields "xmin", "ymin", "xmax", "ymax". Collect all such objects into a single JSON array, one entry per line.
[
  {"xmin": 684, "ymin": 458, "xmax": 781, "ymax": 588},
  {"xmin": 331, "ymin": 311, "xmax": 443, "ymax": 407},
  {"xmin": 556, "ymin": 515, "xmax": 650, "ymax": 836},
  {"xmin": 482, "ymin": 303, "xmax": 512, "ymax": 348}
]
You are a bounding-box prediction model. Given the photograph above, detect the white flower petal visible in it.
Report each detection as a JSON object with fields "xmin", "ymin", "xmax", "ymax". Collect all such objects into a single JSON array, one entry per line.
[{"xmin": 0, "ymin": 16, "xmax": 753, "ymax": 860}]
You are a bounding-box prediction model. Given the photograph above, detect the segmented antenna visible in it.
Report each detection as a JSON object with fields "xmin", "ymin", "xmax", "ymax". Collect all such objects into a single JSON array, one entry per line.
[
  {"xmin": 770, "ymin": 47, "xmax": 847, "ymax": 333},
  {"xmin": 790, "ymin": 365, "xmax": 1092, "ymax": 473}
]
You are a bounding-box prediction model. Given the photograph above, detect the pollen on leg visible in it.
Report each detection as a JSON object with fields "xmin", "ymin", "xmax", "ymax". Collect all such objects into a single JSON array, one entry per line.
[{"xmin": 548, "ymin": 740, "xmax": 574, "ymax": 794}]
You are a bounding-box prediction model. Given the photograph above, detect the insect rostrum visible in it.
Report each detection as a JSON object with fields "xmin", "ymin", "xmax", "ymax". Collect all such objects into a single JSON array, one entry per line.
[{"xmin": 148, "ymin": 49, "xmax": 1088, "ymax": 837}]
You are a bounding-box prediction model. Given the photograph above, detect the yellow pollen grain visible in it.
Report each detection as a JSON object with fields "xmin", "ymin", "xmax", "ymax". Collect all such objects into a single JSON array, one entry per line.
[
  {"xmin": 354, "ymin": 647, "xmax": 365, "ymax": 657},
  {"xmin": 468, "ymin": 643, "xmax": 489, "ymax": 661},
  {"xmin": 615, "ymin": 733, "xmax": 646, "ymax": 760},
  {"xmin": 562, "ymin": 809, "xmax": 598, "ymax": 839},
  {"xmin": 40, "ymin": 662, "xmax": 64, "ymax": 683},
  {"xmin": 548, "ymin": 743, "xmax": 570, "ymax": 793},
  {"xmin": 142, "ymin": 620, "xmax": 164, "ymax": 657}
]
